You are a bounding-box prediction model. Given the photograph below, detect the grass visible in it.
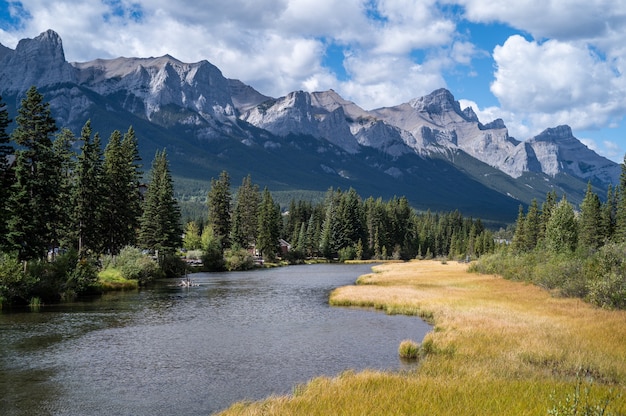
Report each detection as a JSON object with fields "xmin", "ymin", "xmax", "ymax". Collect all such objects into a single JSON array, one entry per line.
[
  {"xmin": 97, "ymin": 268, "xmax": 139, "ymax": 291},
  {"xmin": 216, "ymin": 260, "xmax": 626, "ymax": 415}
]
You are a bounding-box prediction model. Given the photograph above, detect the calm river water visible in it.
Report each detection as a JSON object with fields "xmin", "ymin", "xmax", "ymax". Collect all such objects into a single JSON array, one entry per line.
[{"xmin": 0, "ymin": 263, "xmax": 430, "ymax": 415}]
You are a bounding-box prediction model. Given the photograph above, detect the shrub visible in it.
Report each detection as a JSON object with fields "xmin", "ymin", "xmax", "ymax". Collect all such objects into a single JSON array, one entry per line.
[
  {"xmin": 338, "ymin": 246, "xmax": 357, "ymax": 262},
  {"xmin": 66, "ymin": 256, "xmax": 100, "ymax": 296},
  {"xmin": 398, "ymin": 339, "xmax": 420, "ymax": 359},
  {"xmin": 160, "ymin": 253, "xmax": 187, "ymax": 278},
  {"xmin": 224, "ymin": 247, "xmax": 254, "ymax": 271},
  {"xmin": 116, "ymin": 246, "xmax": 160, "ymax": 283},
  {"xmin": 586, "ymin": 272, "xmax": 626, "ymax": 309},
  {"xmin": 0, "ymin": 253, "xmax": 36, "ymax": 305}
]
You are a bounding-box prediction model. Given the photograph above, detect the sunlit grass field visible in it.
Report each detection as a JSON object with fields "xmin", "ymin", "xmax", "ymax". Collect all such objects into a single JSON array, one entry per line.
[{"xmin": 217, "ymin": 260, "xmax": 626, "ymax": 415}]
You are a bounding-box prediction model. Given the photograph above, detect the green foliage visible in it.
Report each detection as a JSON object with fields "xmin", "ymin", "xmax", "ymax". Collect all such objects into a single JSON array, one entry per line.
[
  {"xmin": 65, "ymin": 256, "xmax": 99, "ymax": 296},
  {"xmin": 182, "ymin": 221, "xmax": 202, "ymax": 250},
  {"xmin": 207, "ymin": 170, "xmax": 232, "ymax": 248},
  {"xmin": 96, "ymin": 268, "xmax": 139, "ymax": 291},
  {"xmin": 230, "ymin": 175, "xmax": 260, "ymax": 249},
  {"xmin": 0, "ymin": 253, "xmax": 35, "ymax": 305},
  {"xmin": 224, "ymin": 246, "xmax": 255, "ymax": 271},
  {"xmin": 6, "ymin": 87, "xmax": 60, "ymax": 261},
  {"xmin": 101, "ymin": 246, "xmax": 160, "ymax": 284},
  {"xmin": 138, "ymin": 150, "xmax": 182, "ymax": 253},
  {"xmin": 201, "ymin": 225, "xmax": 225, "ymax": 271}
]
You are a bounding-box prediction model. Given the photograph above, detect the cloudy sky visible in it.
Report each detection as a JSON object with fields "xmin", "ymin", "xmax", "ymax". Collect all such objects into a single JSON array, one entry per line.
[{"xmin": 1, "ymin": 0, "xmax": 625, "ymax": 162}]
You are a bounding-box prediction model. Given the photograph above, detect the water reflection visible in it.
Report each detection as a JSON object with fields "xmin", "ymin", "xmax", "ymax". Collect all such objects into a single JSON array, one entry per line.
[{"xmin": 0, "ymin": 264, "xmax": 430, "ymax": 415}]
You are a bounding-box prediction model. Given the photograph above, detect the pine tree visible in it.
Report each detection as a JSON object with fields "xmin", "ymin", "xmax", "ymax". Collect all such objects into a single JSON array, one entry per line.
[
  {"xmin": 615, "ymin": 154, "xmax": 626, "ymax": 242},
  {"xmin": 578, "ymin": 182, "xmax": 602, "ymax": 250},
  {"xmin": 524, "ymin": 199, "xmax": 541, "ymax": 251},
  {"xmin": 230, "ymin": 175, "xmax": 260, "ymax": 249},
  {"xmin": 138, "ymin": 150, "xmax": 182, "ymax": 254},
  {"xmin": 257, "ymin": 187, "xmax": 280, "ymax": 260},
  {"xmin": 0, "ymin": 95, "xmax": 12, "ymax": 250},
  {"xmin": 511, "ymin": 205, "xmax": 526, "ymax": 252},
  {"xmin": 545, "ymin": 197, "xmax": 578, "ymax": 254},
  {"xmin": 6, "ymin": 87, "xmax": 59, "ymax": 261},
  {"xmin": 73, "ymin": 121, "xmax": 106, "ymax": 256},
  {"xmin": 207, "ymin": 170, "xmax": 232, "ymax": 249},
  {"xmin": 51, "ymin": 128, "xmax": 77, "ymax": 251},
  {"xmin": 102, "ymin": 128, "xmax": 142, "ymax": 254},
  {"xmin": 539, "ymin": 190, "xmax": 558, "ymax": 244},
  {"xmin": 601, "ymin": 184, "xmax": 616, "ymax": 241}
]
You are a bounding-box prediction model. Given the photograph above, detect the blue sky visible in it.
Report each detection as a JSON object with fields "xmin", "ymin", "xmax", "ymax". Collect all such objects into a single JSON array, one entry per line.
[{"xmin": 1, "ymin": 0, "xmax": 625, "ymax": 162}]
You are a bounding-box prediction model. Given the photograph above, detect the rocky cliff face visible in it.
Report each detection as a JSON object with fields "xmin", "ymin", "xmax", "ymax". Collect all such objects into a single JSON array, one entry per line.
[{"xmin": 0, "ymin": 30, "xmax": 77, "ymax": 95}]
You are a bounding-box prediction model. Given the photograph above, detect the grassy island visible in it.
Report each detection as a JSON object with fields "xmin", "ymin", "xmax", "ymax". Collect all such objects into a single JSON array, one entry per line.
[{"xmin": 217, "ymin": 260, "xmax": 626, "ymax": 415}]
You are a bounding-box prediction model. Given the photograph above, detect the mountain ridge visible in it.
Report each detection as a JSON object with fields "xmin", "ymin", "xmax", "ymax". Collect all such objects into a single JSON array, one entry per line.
[{"xmin": 0, "ymin": 29, "xmax": 620, "ymax": 222}]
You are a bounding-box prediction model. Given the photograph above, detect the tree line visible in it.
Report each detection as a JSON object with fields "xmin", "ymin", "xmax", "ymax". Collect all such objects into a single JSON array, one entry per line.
[
  {"xmin": 0, "ymin": 87, "xmax": 182, "ymax": 304},
  {"xmin": 472, "ymin": 169, "xmax": 626, "ymax": 309},
  {"xmin": 186, "ymin": 170, "xmax": 496, "ymax": 270}
]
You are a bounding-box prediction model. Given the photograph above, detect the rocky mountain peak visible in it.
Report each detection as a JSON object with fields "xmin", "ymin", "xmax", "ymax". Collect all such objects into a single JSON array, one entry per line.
[
  {"xmin": 0, "ymin": 29, "xmax": 76, "ymax": 94},
  {"xmin": 533, "ymin": 125, "xmax": 574, "ymax": 142},
  {"xmin": 409, "ymin": 88, "xmax": 462, "ymax": 116}
]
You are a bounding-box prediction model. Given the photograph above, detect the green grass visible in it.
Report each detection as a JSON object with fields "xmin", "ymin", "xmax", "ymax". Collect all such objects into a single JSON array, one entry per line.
[{"xmin": 97, "ymin": 268, "xmax": 139, "ymax": 291}]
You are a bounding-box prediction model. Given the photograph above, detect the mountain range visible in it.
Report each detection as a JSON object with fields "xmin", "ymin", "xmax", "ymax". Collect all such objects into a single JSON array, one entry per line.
[{"xmin": 0, "ymin": 30, "xmax": 620, "ymax": 223}]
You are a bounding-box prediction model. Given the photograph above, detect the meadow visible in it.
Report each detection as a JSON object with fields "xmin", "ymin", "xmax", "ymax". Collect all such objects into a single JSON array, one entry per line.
[{"xmin": 217, "ymin": 260, "xmax": 626, "ymax": 415}]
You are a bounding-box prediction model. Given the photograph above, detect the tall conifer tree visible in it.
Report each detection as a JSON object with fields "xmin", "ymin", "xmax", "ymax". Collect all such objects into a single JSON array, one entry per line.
[
  {"xmin": 138, "ymin": 150, "xmax": 181, "ymax": 253},
  {"xmin": 73, "ymin": 121, "xmax": 106, "ymax": 256},
  {"xmin": 230, "ymin": 175, "xmax": 259, "ymax": 249},
  {"xmin": 102, "ymin": 128, "xmax": 142, "ymax": 254},
  {"xmin": 0, "ymin": 95, "xmax": 12, "ymax": 250},
  {"xmin": 578, "ymin": 182, "xmax": 602, "ymax": 250},
  {"xmin": 207, "ymin": 170, "xmax": 232, "ymax": 249},
  {"xmin": 6, "ymin": 87, "xmax": 59, "ymax": 261},
  {"xmin": 257, "ymin": 187, "xmax": 280, "ymax": 260}
]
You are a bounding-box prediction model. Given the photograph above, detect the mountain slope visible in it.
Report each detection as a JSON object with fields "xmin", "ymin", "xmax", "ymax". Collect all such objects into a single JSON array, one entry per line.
[{"xmin": 0, "ymin": 30, "xmax": 620, "ymax": 223}]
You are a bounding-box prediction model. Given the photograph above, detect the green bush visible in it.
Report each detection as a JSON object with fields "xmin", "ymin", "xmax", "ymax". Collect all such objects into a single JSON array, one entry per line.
[
  {"xmin": 115, "ymin": 246, "xmax": 160, "ymax": 283},
  {"xmin": 224, "ymin": 247, "xmax": 255, "ymax": 271},
  {"xmin": 586, "ymin": 272, "xmax": 626, "ymax": 309},
  {"xmin": 0, "ymin": 253, "xmax": 35, "ymax": 305},
  {"xmin": 159, "ymin": 253, "xmax": 186, "ymax": 278},
  {"xmin": 338, "ymin": 246, "xmax": 357, "ymax": 262},
  {"xmin": 66, "ymin": 256, "xmax": 99, "ymax": 296}
]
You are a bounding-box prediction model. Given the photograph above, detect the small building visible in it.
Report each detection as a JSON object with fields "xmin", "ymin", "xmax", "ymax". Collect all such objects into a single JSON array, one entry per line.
[{"xmin": 278, "ymin": 239, "xmax": 291, "ymax": 256}]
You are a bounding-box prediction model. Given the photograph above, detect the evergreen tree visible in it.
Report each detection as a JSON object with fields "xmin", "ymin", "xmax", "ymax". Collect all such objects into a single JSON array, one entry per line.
[
  {"xmin": 615, "ymin": 154, "xmax": 626, "ymax": 242},
  {"xmin": 102, "ymin": 128, "xmax": 142, "ymax": 254},
  {"xmin": 601, "ymin": 184, "xmax": 616, "ymax": 241},
  {"xmin": 257, "ymin": 187, "xmax": 280, "ymax": 260},
  {"xmin": 138, "ymin": 150, "xmax": 182, "ymax": 254},
  {"xmin": 51, "ymin": 128, "xmax": 77, "ymax": 251},
  {"xmin": 73, "ymin": 121, "xmax": 106, "ymax": 256},
  {"xmin": 511, "ymin": 205, "xmax": 526, "ymax": 252},
  {"xmin": 337, "ymin": 188, "xmax": 366, "ymax": 250},
  {"xmin": 230, "ymin": 175, "xmax": 260, "ymax": 249},
  {"xmin": 6, "ymin": 87, "xmax": 59, "ymax": 261},
  {"xmin": 183, "ymin": 221, "xmax": 202, "ymax": 250},
  {"xmin": 539, "ymin": 190, "xmax": 558, "ymax": 244},
  {"xmin": 0, "ymin": 95, "xmax": 12, "ymax": 250},
  {"xmin": 524, "ymin": 199, "xmax": 541, "ymax": 251},
  {"xmin": 207, "ymin": 170, "xmax": 232, "ymax": 249},
  {"xmin": 578, "ymin": 182, "xmax": 602, "ymax": 250},
  {"xmin": 545, "ymin": 197, "xmax": 578, "ymax": 254}
]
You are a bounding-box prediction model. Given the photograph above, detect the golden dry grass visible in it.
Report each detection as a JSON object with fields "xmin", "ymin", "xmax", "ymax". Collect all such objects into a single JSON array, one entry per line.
[{"xmin": 217, "ymin": 260, "xmax": 626, "ymax": 415}]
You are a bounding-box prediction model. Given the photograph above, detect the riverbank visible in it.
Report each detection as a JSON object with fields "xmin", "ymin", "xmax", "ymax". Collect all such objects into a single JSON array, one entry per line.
[{"xmin": 217, "ymin": 259, "xmax": 626, "ymax": 415}]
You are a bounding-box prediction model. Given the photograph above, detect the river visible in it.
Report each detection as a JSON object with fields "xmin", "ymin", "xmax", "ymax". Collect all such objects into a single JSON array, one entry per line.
[{"xmin": 0, "ymin": 263, "xmax": 430, "ymax": 415}]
